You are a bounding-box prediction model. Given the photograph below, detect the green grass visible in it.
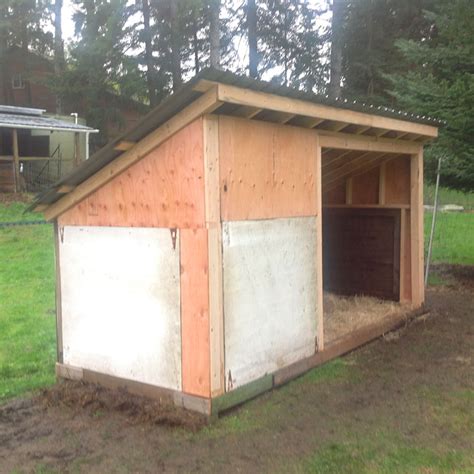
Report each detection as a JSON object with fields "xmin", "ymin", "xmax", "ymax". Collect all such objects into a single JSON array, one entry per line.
[
  {"xmin": 425, "ymin": 184, "xmax": 474, "ymax": 210},
  {"xmin": 424, "ymin": 212, "xmax": 474, "ymax": 265},
  {"xmin": 0, "ymin": 202, "xmax": 56, "ymax": 401}
]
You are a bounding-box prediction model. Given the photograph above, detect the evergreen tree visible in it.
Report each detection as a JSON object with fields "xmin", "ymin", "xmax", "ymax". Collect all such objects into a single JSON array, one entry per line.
[{"xmin": 388, "ymin": 0, "xmax": 474, "ymax": 191}]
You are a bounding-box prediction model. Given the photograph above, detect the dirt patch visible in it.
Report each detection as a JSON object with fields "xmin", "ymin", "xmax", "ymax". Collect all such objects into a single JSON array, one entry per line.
[
  {"xmin": 430, "ymin": 263, "xmax": 474, "ymax": 291},
  {"xmin": 39, "ymin": 380, "xmax": 207, "ymax": 431},
  {"xmin": 0, "ymin": 267, "xmax": 473, "ymax": 473},
  {"xmin": 324, "ymin": 292, "xmax": 408, "ymax": 343}
]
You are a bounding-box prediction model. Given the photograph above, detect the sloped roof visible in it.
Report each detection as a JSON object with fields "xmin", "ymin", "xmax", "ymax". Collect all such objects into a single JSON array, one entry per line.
[
  {"xmin": 30, "ymin": 68, "xmax": 441, "ymax": 212},
  {"xmin": 0, "ymin": 105, "xmax": 97, "ymax": 133}
]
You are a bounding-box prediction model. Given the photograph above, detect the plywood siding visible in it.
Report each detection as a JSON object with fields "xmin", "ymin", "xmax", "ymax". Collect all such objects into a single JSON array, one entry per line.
[
  {"xmin": 219, "ymin": 116, "xmax": 318, "ymax": 221},
  {"xmin": 59, "ymin": 226, "xmax": 182, "ymax": 390},
  {"xmin": 180, "ymin": 228, "xmax": 210, "ymax": 397},
  {"xmin": 351, "ymin": 167, "xmax": 380, "ymax": 205},
  {"xmin": 385, "ymin": 155, "xmax": 410, "ymax": 205},
  {"xmin": 222, "ymin": 217, "xmax": 318, "ymax": 389},
  {"xmin": 59, "ymin": 118, "xmax": 205, "ymax": 229}
]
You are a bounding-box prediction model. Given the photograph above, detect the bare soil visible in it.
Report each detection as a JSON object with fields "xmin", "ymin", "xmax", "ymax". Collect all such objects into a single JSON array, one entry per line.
[{"xmin": 0, "ymin": 266, "xmax": 473, "ymax": 474}]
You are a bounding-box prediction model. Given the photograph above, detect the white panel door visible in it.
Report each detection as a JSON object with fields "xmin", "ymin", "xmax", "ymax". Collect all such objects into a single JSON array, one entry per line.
[
  {"xmin": 60, "ymin": 226, "xmax": 181, "ymax": 390},
  {"xmin": 223, "ymin": 217, "xmax": 318, "ymax": 389}
]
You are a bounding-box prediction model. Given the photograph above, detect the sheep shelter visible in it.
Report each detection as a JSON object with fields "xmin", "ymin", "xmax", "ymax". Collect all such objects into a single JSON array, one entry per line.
[{"xmin": 31, "ymin": 69, "xmax": 440, "ymax": 417}]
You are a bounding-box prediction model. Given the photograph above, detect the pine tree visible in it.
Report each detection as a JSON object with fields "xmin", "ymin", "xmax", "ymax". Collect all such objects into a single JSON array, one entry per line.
[{"xmin": 388, "ymin": 0, "xmax": 474, "ymax": 191}]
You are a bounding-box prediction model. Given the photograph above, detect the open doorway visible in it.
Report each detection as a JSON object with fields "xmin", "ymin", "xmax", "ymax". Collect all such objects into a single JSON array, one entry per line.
[{"xmin": 320, "ymin": 149, "xmax": 412, "ymax": 345}]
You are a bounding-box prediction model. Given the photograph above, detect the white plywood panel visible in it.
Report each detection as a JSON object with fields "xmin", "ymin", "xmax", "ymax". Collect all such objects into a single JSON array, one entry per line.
[
  {"xmin": 60, "ymin": 226, "xmax": 181, "ymax": 390},
  {"xmin": 223, "ymin": 217, "xmax": 318, "ymax": 389}
]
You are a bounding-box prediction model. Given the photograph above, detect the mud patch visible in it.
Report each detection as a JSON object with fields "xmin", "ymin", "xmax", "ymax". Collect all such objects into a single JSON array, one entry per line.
[{"xmin": 39, "ymin": 380, "xmax": 207, "ymax": 431}]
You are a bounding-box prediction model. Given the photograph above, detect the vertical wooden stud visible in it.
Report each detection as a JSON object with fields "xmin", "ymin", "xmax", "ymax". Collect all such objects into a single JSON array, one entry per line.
[
  {"xmin": 180, "ymin": 228, "xmax": 210, "ymax": 397},
  {"xmin": 345, "ymin": 177, "xmax": 353, "ymax": 205},
  {"xmin": 315, "ymin": 136, "xmax": 324, "ymax": 351},
  {"xmin": 54, "ymin": 221, "xmax": 64, "ymax": 363},
  {"xmin": 12, "ymin": 129, "xmax": 20, "ymax": 193},
  {"xmin": 379, "ymin": 162, "xmax": 386, "ymax": 205},
  {"xmin": 410, "ymin": 148, "xmax": 424, "ymax": 307},
  {"xmin": 203, "ymin": 115, "xmax": 225, "ymax": 396},
  {"xmin": 399, "ymin": 208, "xmax": 406, "ymax": 303}
]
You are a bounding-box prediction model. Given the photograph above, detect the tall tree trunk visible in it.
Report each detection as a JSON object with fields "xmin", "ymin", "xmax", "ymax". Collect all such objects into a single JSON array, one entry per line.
[
  {"xmin": 54, "ymin": 0, "xmax": 65, "ymax": 114},
  {"xmin": 170, "ymin": 0, "xmax": 182, "ymax": 91},
  {"xmin": 247, "ymin": 0, "xmax": 258, "ymax": 78},
  {"xmin": 193, "ymin": 15, "xmax": 200, "ymax": 74},
  {"xmin": 141, "ymin": 0, "xmax": 157, "ymax": 106},
  {"xmin": 209, "ymin": 0, "xmax": 220, "ymax": 69},
  {"xmin": 0, "ymin": 5, "xmax": 11, "ymax": 104},
  {"xmin": 329, "ymin": 0, "xmax": 344, "ymax": 99}
]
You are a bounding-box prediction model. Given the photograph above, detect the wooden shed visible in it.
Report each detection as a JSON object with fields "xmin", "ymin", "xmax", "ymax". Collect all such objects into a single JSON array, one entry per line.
[{"xmin": 32, "ymin": 69, "xmax": 439, "ymax": 417}]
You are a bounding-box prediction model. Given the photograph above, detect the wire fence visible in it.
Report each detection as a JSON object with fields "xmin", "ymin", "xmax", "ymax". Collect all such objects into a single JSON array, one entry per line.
[{"xmin": 424, "ymin": 184, "xmax": 474, "ymax": 269}]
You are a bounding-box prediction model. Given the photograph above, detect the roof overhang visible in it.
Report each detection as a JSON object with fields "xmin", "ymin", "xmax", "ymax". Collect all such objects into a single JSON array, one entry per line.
[{"xmin": 30, "ymin": 68, "xmax": 439, "ymax": 219}]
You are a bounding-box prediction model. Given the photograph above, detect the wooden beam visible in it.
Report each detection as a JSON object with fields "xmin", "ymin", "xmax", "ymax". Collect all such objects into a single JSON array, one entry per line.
[
  {"xmin": 319, "ymin": 132, "xmax": 421, "ymax": 155},
  {"xmin": 315, "ymin": 138, "xmax": 324, "ymax": 351},
  {"xmin": 399, "ymin": 208, "xmax": 407, "ymax": 303},
  {"xmin": 234, "ymin": 105, "xmax": 262, "ymax": 119},
  {"xmin": 34, "ymin": 204, "xmax": 49, "ymax": 212},
  {"xmin": 345, "ymin": 177, "xmax": 353, "ymax": 204},
  {"xmin": 275, "ymin": 112, "xmax": 296, "ymax": 124},
  {"xmin": 43, "ymin": 87, "xmax": 222, "ymax": 220},
  {"xmin": 323, "ymin": 152, "xmax": 387, "ymax": 186},
  {"xmin": 322, "ymin": 149, "xmax": 356, "ymax": 170},
  {"xmin": 379, "ymin": 162, "xmax": 386, "ymax": 204},
  {"xmin": 203, "ymin": 115, "xmax": 225, "ymax": 397},
  {"xmin": 324, "ymin": 154, "xmax": 393, "ymax": 192},
  {"xmin": 216, "ymin": 83, "xmax": 438, "ymax": 138},
  {"xmin": 410, "ymin": 148, "xmax": 424, "ymax": 307},
  {"xmin": 57, "ymin": 185, "xmax": 75, "ymax": 194},
  {"xmin": 114, "ymin": 140, "xmax": 136, "ymax": 151},
  {"xmin": 12, "ymin": 129, "xmax": 20, "ymax": 193},
  {"xmin": 353, "ymin": 125, "xmax": 372, "ymax": 135}
]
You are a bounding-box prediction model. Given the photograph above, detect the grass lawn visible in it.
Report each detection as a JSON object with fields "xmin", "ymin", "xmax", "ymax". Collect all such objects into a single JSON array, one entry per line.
[
  {"xmin": 0, "ymin": 202, "xmax": 56, "ymax": 400},
  {"xmin": 1, "ymin": 199, "xmax": 473, "ymax": 473},
  {"xmin": 0, "ymin": 200, "xmax": 472, "ymax": 402}
]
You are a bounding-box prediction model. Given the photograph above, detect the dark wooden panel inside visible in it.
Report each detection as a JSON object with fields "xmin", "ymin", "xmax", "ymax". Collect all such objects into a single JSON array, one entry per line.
[{"xmin": 323, "ymin": 208, "xmax": 401, "ymax": 300}]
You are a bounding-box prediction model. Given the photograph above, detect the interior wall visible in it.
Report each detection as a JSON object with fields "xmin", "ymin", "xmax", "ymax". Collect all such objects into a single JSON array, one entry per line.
[
  {"xmin": 60, "ymin": 226, "xmax": 182, "ymax": 390},
  {"xmin": 322, "ymin": 154, "xmax": 412, "ymax": 303}
]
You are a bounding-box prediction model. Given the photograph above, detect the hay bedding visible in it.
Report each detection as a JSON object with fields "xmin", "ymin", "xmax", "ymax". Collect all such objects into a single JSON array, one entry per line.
[{"xmin": 324, "ymin": 292, "xmax": 407, "ymax": 344}]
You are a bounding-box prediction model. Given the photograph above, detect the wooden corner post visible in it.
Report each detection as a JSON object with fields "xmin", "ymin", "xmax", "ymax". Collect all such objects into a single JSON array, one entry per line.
[
  {"xmin": 12, "ymin": 129, "xmax": 20, "ymax": 193},
  {"xmin": 203, "ymin": 114, "xmax": 225, "ymax": 397},
  {"xmin": 316, "ymin": 135, "xmax": 324, "ymax": 351},
  {"xmin": 410, "ymin": 147, "xmax": 424, "ymax": 307}
]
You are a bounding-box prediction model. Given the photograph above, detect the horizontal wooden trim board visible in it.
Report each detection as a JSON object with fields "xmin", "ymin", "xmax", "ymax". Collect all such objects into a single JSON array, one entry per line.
[
  {"xmin": 42, "ymin": 86, "xmax": 222, "ymax": 220},
  {"xmin": 56, "ymin": 363, "xmax": 212, "ymax": 416},
  {"xmin": 215, "ymin": 83, "xmax": 438, "ymax": 138},
  {"xmin": 323, "ymin": 204, "xmax": 410, "ymax": 210},
  {"xmin": 319, "ymin": 133, "xmax": 422, "ymax": 155},
  {"xmin": 56, "ymin": 305, "xmax": 427, "ymax": 419},
  {"xmin": 273, "ymin": 305, "xmax": 427, "ymax": 386},
  {"xmin": 211, "ymin": 374, "xmax": 273, "ymax": 416}
]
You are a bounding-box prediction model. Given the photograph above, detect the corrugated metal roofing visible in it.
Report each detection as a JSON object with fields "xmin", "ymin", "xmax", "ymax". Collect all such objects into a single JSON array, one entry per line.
[
  {"xmin": 0, "ymin": 105, "xmax": 45, "ymax": 115},
  {"xmin": 0, "ymin": 112, "xmax": 98, "ymax": 133},
  {"xmin": 31, "ymin": 67, "xmax": 442, "ymax": 210}
]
